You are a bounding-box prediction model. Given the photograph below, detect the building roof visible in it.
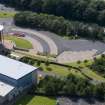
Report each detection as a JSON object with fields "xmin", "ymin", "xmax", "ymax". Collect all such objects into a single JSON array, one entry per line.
[
  {"xmin": 0, "ymin": 81, "xmax": 14, "ymax": 97},
  {"xmin": 0, "ymin": 55, "xmax": 37, "ymax": 80}
]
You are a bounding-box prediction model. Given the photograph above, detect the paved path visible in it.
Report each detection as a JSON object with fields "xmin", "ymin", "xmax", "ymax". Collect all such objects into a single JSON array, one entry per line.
[
  {"xmin": 24, "ymin": 36, "xmax": 43, "ymax": 54},
  {"xmin": 57, "ymin": 50, "xmax": 97, "ymax": 63},
  {"xmin": 12, "ymin": 28, "xmax": 58, "ymax": 55}
]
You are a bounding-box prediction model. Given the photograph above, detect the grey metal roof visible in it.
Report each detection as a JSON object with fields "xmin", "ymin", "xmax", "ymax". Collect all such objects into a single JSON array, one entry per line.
[{"xmin": 0, "ymin": 55, "xmax": 37, "ymax": 80}]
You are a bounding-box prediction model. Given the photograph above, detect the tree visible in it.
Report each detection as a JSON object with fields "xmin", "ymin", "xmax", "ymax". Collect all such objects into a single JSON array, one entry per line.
[
  {"xmin": 14, "ymin": 11, "xmax": 105, "ymax": 41},
  {"xmin": 83, "ymin": 7, "xmax": 98, "ymax": 22},
  {"xmin": 30, "ymin": 0, "xmax": 43, "ymax": 12},
  {"xmin": 94, "ymin": 83, "xmax": 105, "ymax": 99},
  {"xmin": 98, "ymin": 10, "xmax": 105, "ymax": 25}
]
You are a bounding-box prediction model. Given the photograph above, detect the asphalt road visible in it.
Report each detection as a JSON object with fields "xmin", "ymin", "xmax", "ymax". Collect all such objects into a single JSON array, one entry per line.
[
  {"xmin": 0, "ymin": 3, "xmax": 105, "ymax": 56},
  {"xmin": 0, "ymin": 4, "xmax": 16, "ymax": 12},
  {"xmin": 58, "ymin": 97, "xmax": 105, "ymax": 105}
]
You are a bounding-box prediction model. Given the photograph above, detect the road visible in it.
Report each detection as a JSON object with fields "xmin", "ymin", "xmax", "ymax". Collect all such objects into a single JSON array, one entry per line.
[{"xmin": 58, "ymin": 97, "xmax": 105, "ymax": 105}]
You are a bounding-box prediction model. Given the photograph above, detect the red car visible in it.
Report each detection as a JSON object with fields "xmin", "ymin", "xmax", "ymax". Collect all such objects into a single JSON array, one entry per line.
[{"xmin": 10, "ymin": 32, "xmax": 26, "ymax": 37}]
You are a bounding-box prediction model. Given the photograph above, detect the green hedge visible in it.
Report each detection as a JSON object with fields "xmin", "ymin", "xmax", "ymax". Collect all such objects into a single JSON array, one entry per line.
[{"xmin": 14, "ymin": 11, "xmax": 105, "ymax": 42}]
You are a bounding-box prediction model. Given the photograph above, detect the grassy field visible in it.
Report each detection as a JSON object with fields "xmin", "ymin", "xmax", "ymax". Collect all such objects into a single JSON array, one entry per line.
[
  {"xmin": 5, "ymin": 36, "xmax": 33, "ymax": 49},
  {"xmin": 16, "ymin": 95, "xmax": 56, "ymax": 105},
  {"xmin": 0, "ymin": 12, "xmax": 16, "ymax": 18},
  {"xmin": 34, "ymin": 62, "xmax": 85, "ymax": 78},
  {"xmin": 67, "ymin": 61, "xmax": 105, "ymax": 81}
]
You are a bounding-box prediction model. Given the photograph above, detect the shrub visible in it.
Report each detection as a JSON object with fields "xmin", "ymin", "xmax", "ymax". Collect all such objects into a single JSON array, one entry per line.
[
  {"xmin": 77, "ymin": 60, "xmax": 81, "ymax": 64},
  {"xmin": 46, "ymin": 67, "xmax": 52, "ymax": 71},
  {"xmin": 101, "ymin": 54, "xmax": 105, "ymax": 58},
  {"xmin": 37, "ymin": 60, "xmax": 41, "ymax": 66},
  {"xmin": 28, "ymin": 60, "xmax": 35, "ymax": 65},
  {"xmin": 84, "ymin": 59, "xmax": 88, "ymax": 63},
  {"xmin": 45, "ymin": 61, "xmax": 50, "ymax": 66}
]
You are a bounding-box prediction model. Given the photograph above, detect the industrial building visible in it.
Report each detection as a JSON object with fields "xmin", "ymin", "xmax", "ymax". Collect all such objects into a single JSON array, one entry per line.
[{"xmin": 0, "ymin": 55, "xmax": 37, "ymax": 104}]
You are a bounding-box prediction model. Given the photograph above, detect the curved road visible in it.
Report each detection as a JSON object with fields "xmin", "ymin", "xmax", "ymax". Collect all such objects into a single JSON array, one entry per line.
[
  {"xmin": 25, "ymin": 36, "xmax": 43, "ymax": 53},
  {"xmin": 12, "ymin": 28, "xmax": 58, "ymax": 55}
]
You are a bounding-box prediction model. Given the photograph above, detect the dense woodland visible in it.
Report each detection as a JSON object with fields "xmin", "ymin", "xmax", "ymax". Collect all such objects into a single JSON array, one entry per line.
[
  {"xmin": 36, "ymin": 74, "xmax": 105, "ymax": 99},
  {"xmin": 1, "ymin": 0, "xmax": 105, "ymax": 26},
  {"xmin": 14, "ymin": 11, "xmax": 105, "ymax": 41}
]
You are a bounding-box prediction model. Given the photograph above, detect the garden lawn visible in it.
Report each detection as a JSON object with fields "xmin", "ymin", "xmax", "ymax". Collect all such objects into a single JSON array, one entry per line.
[
  {"xmin": 0, "ymin": 12, "xmax": 16, "ymax": 18},
  {"xmin": 16, "ymin": 95, "xmax": 56, "ymax": 105},
  {"xmin": 5, "ymin": 36, "xmax": 33, "ymax": 49}
]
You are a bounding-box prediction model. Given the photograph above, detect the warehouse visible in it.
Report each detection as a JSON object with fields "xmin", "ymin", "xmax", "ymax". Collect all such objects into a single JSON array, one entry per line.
[{"xmin": 0, "ymin": 55, "xmax": 37, "ymax": 104}]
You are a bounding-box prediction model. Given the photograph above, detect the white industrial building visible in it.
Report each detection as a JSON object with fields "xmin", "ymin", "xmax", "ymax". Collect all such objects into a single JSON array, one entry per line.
[{"xmin": 0, "ymin": 55, "xmax": 37, "ymax": 104}]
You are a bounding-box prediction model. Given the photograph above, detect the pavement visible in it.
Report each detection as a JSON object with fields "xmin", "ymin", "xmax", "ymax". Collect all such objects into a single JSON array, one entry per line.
[
  {"xmin": 11, "ymin": 28, "xmax": 58, "ymax": 55},
  {"xmin": 57, "ymin": 50, "xmax": 97, "ymax": 63}
]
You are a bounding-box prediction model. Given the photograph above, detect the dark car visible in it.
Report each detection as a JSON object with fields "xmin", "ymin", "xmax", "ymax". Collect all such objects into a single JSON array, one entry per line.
[{"xmin": 10, "ymin": 32, "xmax": 26, "ymax": 37}]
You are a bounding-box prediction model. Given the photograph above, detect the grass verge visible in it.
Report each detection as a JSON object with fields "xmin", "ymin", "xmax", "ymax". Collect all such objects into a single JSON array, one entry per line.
[
  {"xmin": 15, "ymin": 95, "xmax": 56, "ymax": 105},
  {"xmin": 5, "ymin": 35, "xmax": 33, "ymax": 49},
  {"xmin": 0, "ymin": 12, "xmax": 16, "ymax": 18}
]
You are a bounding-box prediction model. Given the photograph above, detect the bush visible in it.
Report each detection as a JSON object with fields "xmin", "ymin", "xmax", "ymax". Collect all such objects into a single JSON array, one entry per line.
[
  {"xmin": 28, "ymin": 60, "xmax": 35, "ymax": 65},
  {"xmin": 77, "ymin": 60, "xmax": 81, "ymax": 64},
  {"xmin": 101, "ymin": 54, "xmax": 105, "ymax": 58},
  {"xmin": 37, "ymin": 60, "xmax": 41, "ymax": 66},
  {"xmin": 84, "ymin": 59, "xmax": 88, "ymax": 63},
  {"xmin": 46, "ymin": 67, "xmax": 52, "ymax": 71},
  {"xmin": 45, "ymin": 61, "xmax": 50, "ymax": 66}
]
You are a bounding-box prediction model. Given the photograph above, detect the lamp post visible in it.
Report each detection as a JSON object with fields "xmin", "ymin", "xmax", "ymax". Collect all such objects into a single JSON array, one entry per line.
[{"xmin": 0, "ymin": 25, "xmax": 4, "ymax": 44}]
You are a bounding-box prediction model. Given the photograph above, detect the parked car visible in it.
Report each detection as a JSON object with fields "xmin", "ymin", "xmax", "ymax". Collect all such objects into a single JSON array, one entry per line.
[{"xmin": 9, "ymin": 32, "xmax": 26, "ymax": 37}]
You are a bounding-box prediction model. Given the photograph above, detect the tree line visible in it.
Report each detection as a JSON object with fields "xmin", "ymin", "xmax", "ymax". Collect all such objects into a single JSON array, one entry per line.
[
  {"xmin": 14, "ymin": 11, "xmax": 105, "ymax": 41},
  {"xmin": 36, "ymin": 74, "xmax": 105, "ymax": 99},
  {"xmin": 2, "ymin": 0, "xmax": 105, "ymax": 26}
]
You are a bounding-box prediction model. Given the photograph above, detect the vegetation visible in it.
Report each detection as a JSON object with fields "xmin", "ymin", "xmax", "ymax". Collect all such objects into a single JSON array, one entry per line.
[
  {"xmin": 14, "ymin": 11, "xmax": 105, "ymax": 42},
  {"xmin": 4, "ymin": 35, "xmax": 33, "ymax": 49},
  {"xmin": 0, "ymin": 12, "xmax": 15, "ymax": 18},
  {"xmin": 91, "ymin": 55, "xmax": 105, "ymax": 77},
  {"xmin": 67, "ymin": 61, "xmax": 105, "ymax": 81},
  {"xmin": 36, "ymin": 74, "xmax": 105, "ymax": 99},
  {"xmin": 20, "ymin": 57, "xmax": 84, "ymax": 77},
  {"xmin": 16, "ymin": 95, "xmax": 56, "ymax": 105},
  {"xmin": 2, "ymin": 0, "xmax": 105, "ymax": 26},
  {"xmin": 20, "ymin": 57, "xmax": 105, "ymax": 81}
]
